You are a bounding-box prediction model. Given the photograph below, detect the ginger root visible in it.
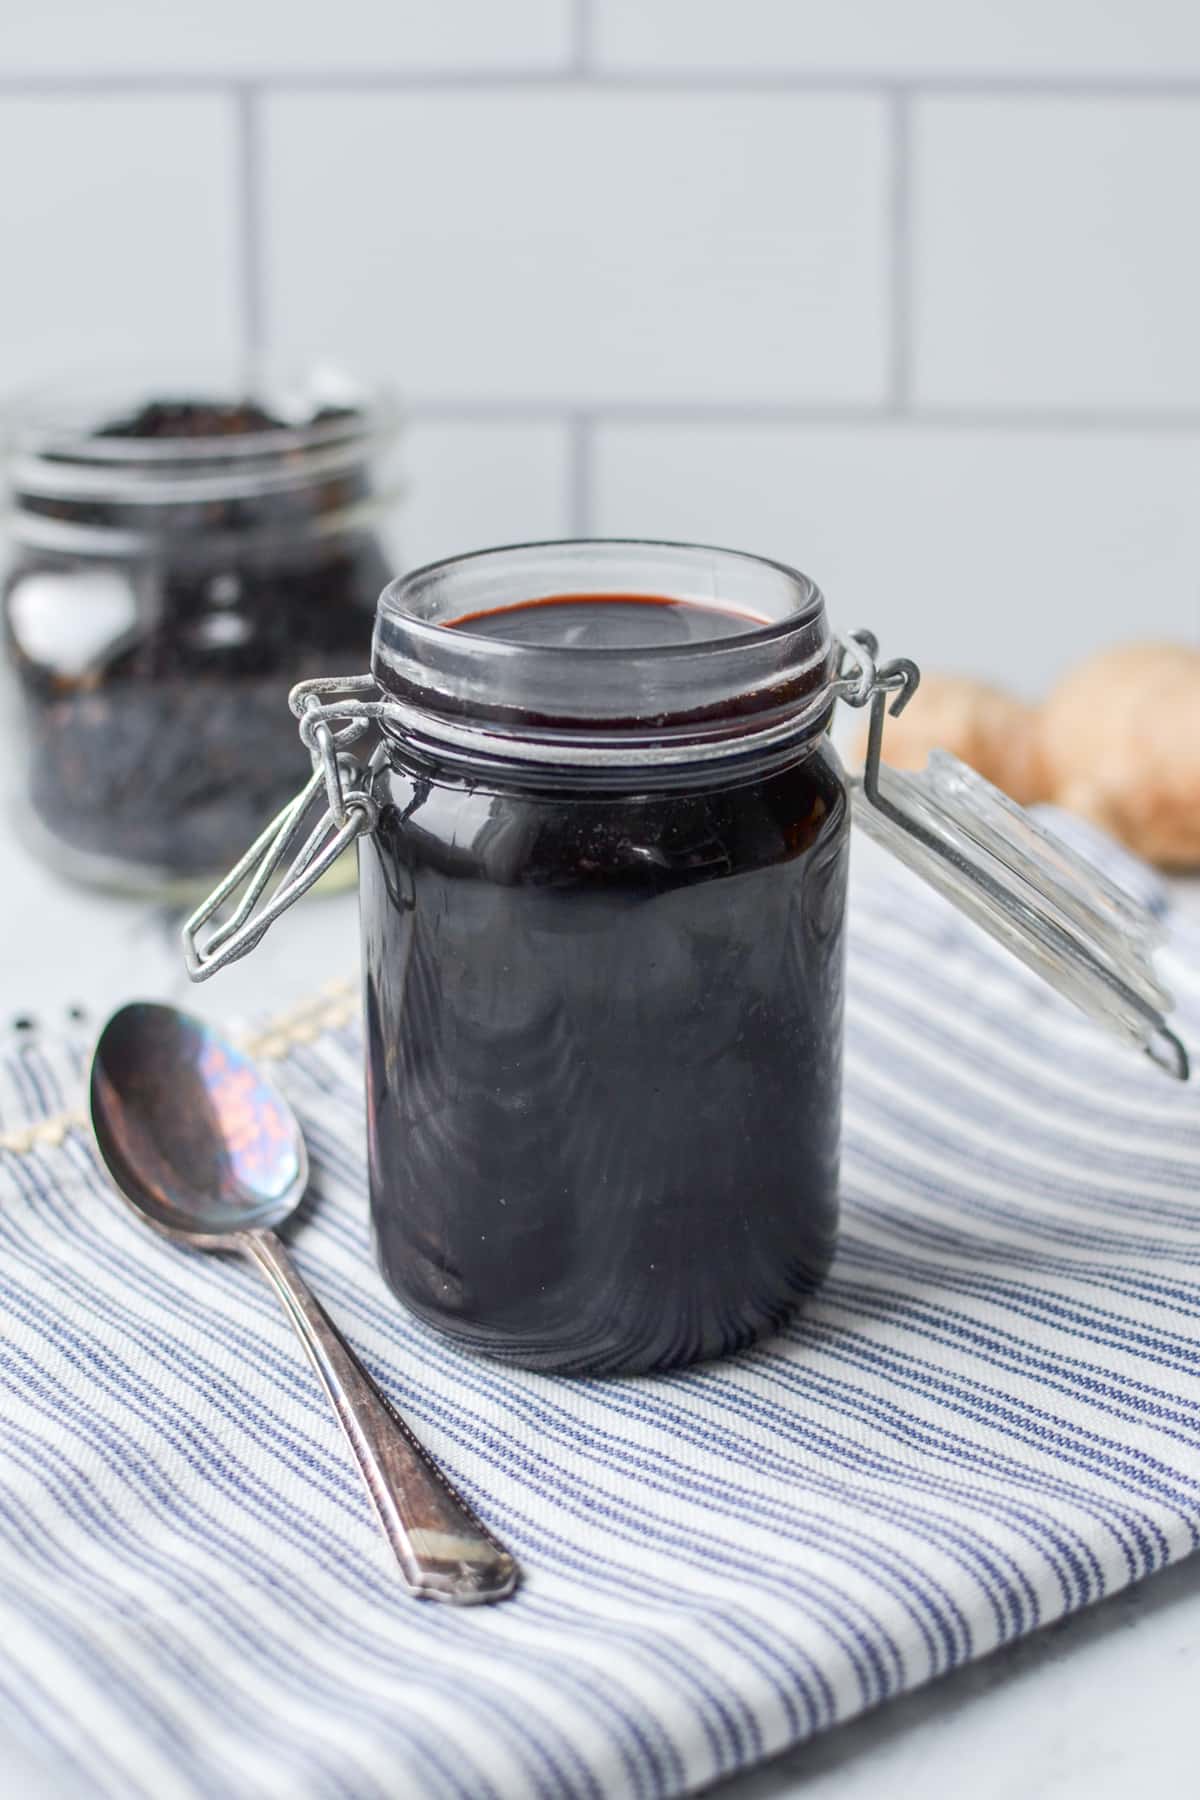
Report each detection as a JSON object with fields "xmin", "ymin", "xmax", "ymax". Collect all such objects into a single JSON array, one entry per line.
[
  {"xmin": 852, "ymin": 644, "xmax": 1200, "ymax": 868},
  {"xmin": 852, "ymin": 673, "xmax": 1050, "ymax": 807},
  {"xmin": 1038, "ymin": 643, "xmax": 1200, "ymax": 868}
]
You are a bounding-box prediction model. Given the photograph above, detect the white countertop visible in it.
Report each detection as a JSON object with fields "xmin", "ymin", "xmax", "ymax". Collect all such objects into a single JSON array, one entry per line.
[{"xmin": 3, "ymin": 839, "xmax": 1197, "ymax": 1800}]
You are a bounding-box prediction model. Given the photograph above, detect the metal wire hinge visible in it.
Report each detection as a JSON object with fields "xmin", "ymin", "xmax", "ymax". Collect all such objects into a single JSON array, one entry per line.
[
  {"xmin": 834, "ymin": 629, "xmax": 922, "ymax": 775},
  {"xmin": 182, "ymin": 676, "xmax": 385, "ymax": 980}
]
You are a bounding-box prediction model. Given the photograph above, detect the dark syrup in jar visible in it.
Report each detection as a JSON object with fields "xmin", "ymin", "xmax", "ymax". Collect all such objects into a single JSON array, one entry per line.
[{"xmin": 361, "ymin": 593, "xmax": 848, "ymax": 1375}]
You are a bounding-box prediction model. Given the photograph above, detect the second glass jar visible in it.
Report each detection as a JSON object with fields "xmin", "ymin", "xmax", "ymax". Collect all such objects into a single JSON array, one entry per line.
[{"xmin": 2, "ymin": 372, "xmax": 400, "ymax": 893}]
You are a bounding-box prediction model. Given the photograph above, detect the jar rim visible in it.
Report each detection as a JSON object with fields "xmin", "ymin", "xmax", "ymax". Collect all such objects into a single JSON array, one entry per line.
[
  {"xmin": 372, "ymin": 538, "xmax": 835, "ymax": 766},
  {"xmin": 378, "ymin": 536, "xmax": 825, "ymax": 661},
  {"xmin": 2, "ymin": 363, "xmax": 399, "ymax": 504}
]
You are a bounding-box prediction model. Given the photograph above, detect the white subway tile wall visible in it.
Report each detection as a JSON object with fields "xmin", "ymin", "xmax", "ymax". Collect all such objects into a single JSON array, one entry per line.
[
  {"xmin": 5, "ymin": 0, "xmax": 572, "ymax": 76},
  {"xmin": 594, "ymin": 1, "xmax": 1200, "ymax": 77},
  {"xmin": 0, "ymin": 96, "xmax": 241, "ymax": 388},
  {"xmin": 594, "ymin": 423, "xmax": 1200, "ymax": 694},
  {"xmin": 3, "ymin": 1, "xmax": 1199, "ymax": 688},
  {"xmin": 399, "ymin": 422, "xmax": 573, "ymax": 566},
  {"xmin": 915, "ymin": 98, "xmax": 1200, "ymax": 411},
  {"xmin": 264, "ymin": 91, "xmax": 890, "ymax": 405}
]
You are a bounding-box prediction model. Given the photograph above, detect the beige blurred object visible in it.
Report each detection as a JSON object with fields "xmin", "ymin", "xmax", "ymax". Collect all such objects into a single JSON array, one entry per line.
[
  {"xmin": 1038, "ymin": 643, "xmax": 1200, "ymax": 869},
  {"xmin": 851, "ymin": 672, "xmax": 1050, "ymax": 806}
]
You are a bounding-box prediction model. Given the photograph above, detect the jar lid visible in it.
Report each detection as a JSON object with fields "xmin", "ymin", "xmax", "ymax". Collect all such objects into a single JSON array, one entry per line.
[{"xmin": 844, "ymin": 635, "xmax": 1188, "ymax": 1080}]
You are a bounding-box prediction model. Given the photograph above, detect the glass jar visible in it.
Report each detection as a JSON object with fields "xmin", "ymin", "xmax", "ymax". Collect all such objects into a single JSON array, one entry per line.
[
  {"xmin": 183, "ymin": 539, "xmax": 1188, "ymax": 1378},
  {"xmin": 363, "ymin": 543, "xmax": 848, "ymax": 1374},
  {"xmin": 2, "ymin": 371, "xmax": 400, "ymax": 894}
]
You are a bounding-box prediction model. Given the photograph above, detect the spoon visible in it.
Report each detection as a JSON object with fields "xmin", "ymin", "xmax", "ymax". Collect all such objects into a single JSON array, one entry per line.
[{"xmin": 89, "ymin": 1001, "xmax": 517, "ymax": 1605}]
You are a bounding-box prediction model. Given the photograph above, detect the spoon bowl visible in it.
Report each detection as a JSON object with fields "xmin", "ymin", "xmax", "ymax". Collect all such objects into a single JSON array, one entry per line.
[
  {"xmin": 91, "ymin": 1002, "xmax": 305, "ymax": 1246},
  {"xmin": 89, "ymin": 1000, "xmax": 518, "ymax": 1605}
]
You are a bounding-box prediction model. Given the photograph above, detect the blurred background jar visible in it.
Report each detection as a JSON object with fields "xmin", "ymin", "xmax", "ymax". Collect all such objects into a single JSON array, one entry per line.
[{"xmin": 1, "ymin": 366, "xmax": 401, "ymax": 896}]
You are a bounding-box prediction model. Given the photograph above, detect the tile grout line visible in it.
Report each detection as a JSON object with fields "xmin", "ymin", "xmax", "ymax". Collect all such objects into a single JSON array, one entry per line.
[
  {"xmin": 233, "ymin": 82, "xmax": 266, "ymax": 368},
  {"xmin": 887, "ymin": 89, "xmax": 914, "ymax": 414},
  {"xmin": 568, "ymin": 413, "xmax": 596, "ymax": 535},
  {"xmin": 403, "ymin": 401, "xmax": 1200, "ymax": 433},
  {"xmin": 571, "ymin": 0, "xmax": 593, "ymax": 76},
  {"xmin": 7, "ymin": 70, "xmax": 1200, "ymax": 96}
]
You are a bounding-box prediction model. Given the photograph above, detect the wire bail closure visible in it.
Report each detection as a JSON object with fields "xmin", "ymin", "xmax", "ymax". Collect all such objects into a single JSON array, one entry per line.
[
  {"xmin": 181, "ymin": 637, "xmax": 1189, "ymax": 1083},
  {"xmin": 182, "ymin": 637, "xmax": 911, "ymax": 984},
  {"xmin": 182, "ymin": 676, "xmax": 384, "ymax": 980},
  {"xmin": 181, "ymin": 647, "xmax": 861, "ymax": 981}
]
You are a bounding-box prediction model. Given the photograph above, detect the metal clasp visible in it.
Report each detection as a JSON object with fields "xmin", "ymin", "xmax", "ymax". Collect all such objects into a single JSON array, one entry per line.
[
  {"xmin": 834, "ymin": 628, "xmax": 922, "ymax": 744},
  {"xmin": 182, "ymin": 675, "xmax": 384, "ymax": 981}
]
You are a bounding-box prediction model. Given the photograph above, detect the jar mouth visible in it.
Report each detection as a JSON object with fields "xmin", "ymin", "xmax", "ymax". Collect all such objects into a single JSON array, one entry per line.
[
  {"xmin": 372, "ymin": 539, "xmax": 835, "ymax": 765},
  {"xmin": 3, "ymin": 363, "xmax": 401, "ymax": 555},
  {"xmin": 3, "ymin": 362, "xmax": 399, "ymax": 503}
]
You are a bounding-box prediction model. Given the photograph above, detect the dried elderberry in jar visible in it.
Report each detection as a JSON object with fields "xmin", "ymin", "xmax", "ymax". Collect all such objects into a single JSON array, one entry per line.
[{"xmin": 1, "ymin": 370, "xmax": 399, "ymax": 893}]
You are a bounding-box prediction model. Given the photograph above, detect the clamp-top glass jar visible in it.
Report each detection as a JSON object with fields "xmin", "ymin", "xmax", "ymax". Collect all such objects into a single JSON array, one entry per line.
[
  {"xmin": 184, "ymin": 539, "xmax": 1189, "ymax": 1377},
  {"xmin": 2, "ymin": 370, "xmax": 399, "ymax": 894}
]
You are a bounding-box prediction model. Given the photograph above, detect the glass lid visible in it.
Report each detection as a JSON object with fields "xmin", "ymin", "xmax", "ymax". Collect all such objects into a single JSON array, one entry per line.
[{"xmin": 841, "ymin": 633, "xmax": 1189, "ymax": 1081}]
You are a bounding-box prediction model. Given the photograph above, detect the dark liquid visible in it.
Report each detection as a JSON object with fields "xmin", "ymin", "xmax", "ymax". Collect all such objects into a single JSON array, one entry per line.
[
  {"xmin": 361, "ymin": 594, "xmax": 848, "ymax": 1375},
  {"xmin": 449, "ymin": 591, "xmax": 771, "ymax": 646}
]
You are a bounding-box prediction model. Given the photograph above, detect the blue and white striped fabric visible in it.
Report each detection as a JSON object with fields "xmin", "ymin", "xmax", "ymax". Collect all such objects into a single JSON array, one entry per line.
[{"xmin": 1, "ymin": 816, "xmax": 1197, "ymax": 1800}]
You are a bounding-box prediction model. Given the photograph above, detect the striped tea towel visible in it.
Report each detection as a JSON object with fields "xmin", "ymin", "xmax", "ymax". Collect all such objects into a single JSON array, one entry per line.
[{"xmin": 0, "ymin": 815, "xmax": 1197, "ymax": 1800}]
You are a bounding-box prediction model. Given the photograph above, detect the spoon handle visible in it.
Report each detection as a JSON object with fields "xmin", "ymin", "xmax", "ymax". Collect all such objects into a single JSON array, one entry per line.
[{"xmin": 242, "ymin": 1228, "xmax": 518, "ymax": 1604}]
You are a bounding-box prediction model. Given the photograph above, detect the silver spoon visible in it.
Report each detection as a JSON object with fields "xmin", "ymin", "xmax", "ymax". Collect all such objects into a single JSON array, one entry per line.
[{"xmin": 89, "ymin": 1000, "xmax": 517, "ymax": 1605}]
